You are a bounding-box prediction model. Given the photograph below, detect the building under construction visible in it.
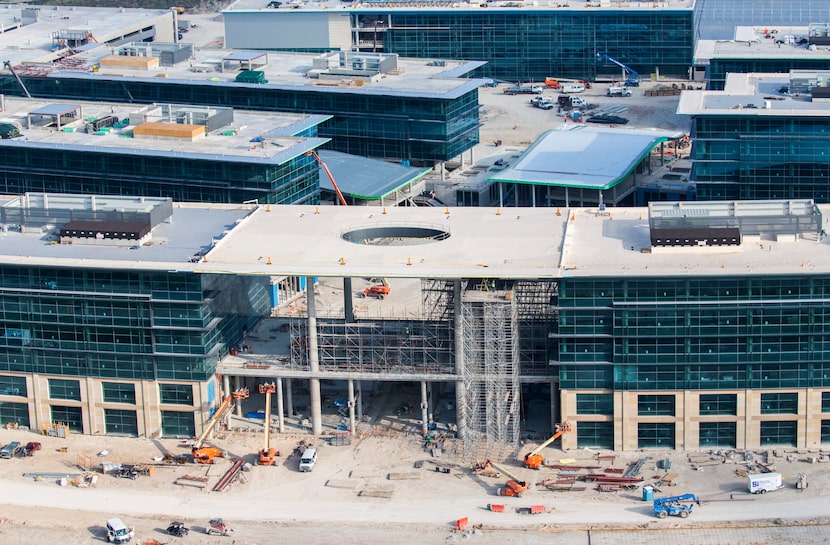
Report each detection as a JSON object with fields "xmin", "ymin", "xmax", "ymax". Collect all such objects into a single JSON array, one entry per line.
[{"xmin": 4, "ymin": 196, "xmax": 830, "ymax": 455}]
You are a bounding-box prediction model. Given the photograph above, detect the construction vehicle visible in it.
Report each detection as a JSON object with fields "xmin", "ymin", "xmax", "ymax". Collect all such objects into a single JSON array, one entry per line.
[
  {"xmin": 306, "ymin": 151, "xmax": 392, "ymax": 300},
  {"xmin": 523, "ymin": 421, "xmax": 572, "ymax": 469},
  {"xmin": 363, "ymin": 277, "xmax": 390, "ymax": 299},
  {"xmin": 306, "ymin": 150, "xmax": 347, "ymax": 206},
  {"xmin": 653, "ymin": 493, "xmax": 700, "ymax": 519},
  {"xmin": 166, "ymin": 521, "xmax": 189, "ymax": 538},
  {"xmin": 3, "ymin": 61, "xmax": 32, "ymax": 98},
  {"xmin": 258, "ymin": 382, "xmax": 279, "ymax": 465},
  {"xmin": 545, "ymin": 78, "xmax": 592, "ymax": 90},
  {"xmin": 491, "ymin": 463, "xmax": 529, "ymax": 497},
  {"xmin": 206, "ymin": 518, "xmax": 232, "ymax": 536},
  {"xmin": 191, "ymin": 387, "xmax": 249, "ymax": 464},
  {"xmin": 596, "ymin": 54, "xmax": 640, "ymax": 87}
]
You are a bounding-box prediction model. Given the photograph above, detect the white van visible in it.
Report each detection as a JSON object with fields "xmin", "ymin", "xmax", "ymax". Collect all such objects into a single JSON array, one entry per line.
[
  {"xmin": 299, "ymin": 447, "xmax": 317, "ymax": 472},
  {"xmin": 105, "ymin": 518, "xmax": 135, "ymax": 543}
]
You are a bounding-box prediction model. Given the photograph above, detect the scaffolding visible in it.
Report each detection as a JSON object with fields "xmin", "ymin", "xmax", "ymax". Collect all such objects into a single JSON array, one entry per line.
[
  {"xmin": 515, "ymin": 280, "xmax": 559, "ymax": 376},
  {"xmin": 459, "ymin": 283, "xmax": 520, "ymax": 461},
  {"xmin": 289, "ymin": 318, "xmax": 455, "ymax": 375}
]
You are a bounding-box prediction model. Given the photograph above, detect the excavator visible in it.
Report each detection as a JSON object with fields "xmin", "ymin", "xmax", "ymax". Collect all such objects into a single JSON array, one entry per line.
[
  {"xmin": 305, "ymin": 150, "xmax": 391, "ymax": 300},
  {"xmin": 523, "ymin": 421, "xmax": 572, "ymax": 470},
  {"xmin": 258, "ymin": 382, "xmax": 279, "ymax": 465},
  {"xmin": 191, "ymin": 387, "xmax": 250, "ymax": 464}
]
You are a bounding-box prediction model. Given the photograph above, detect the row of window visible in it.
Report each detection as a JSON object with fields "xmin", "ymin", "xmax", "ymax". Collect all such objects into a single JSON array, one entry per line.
[
  {"xmin": 0, "ymin": 402, "xmax": 194, "ymax": 437},
  {"xmin": 576, "ymin": 421, "xmax": 818, "ymax": 449},
  {"xmin": 0, "ymin": 375, "xmax": 193, "ymax": 405},
  {"xmin": 576, "ymin": 392, "xmax": 810, "ymax": 417},
  {"xmin": 560, "ymin": 363, "xmax": 830, "ymax": 391}
]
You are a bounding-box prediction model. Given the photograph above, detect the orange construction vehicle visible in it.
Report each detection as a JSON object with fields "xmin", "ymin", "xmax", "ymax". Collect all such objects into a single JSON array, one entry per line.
[
  {"xmin": 191, "ymin": 387, "xmax": 250, "ymax": 464},
  {"xmin": 523, "ymin": 421, "xmax": 572, "ymax": 470},
  {"xmin": 363, "ymin": 278, "xmax": 390, "ymax": 300},
  {"xmin": 545, "ymin": 77, "xmax": 592, "ymax": 90},
  {"xmin": 258, "ymin": 382, "xmax": 279, "ymax": 465},
  {"xmin": 490, "ymin": 463, "xmax": 529, "ymax": 497}
]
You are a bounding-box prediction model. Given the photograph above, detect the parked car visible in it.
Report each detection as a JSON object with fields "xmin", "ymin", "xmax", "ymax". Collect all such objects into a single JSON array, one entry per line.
[
  {"xmin": 105, "ymin": 518, "xmax": 135, "ymax": 543},
  {"xmin": 22, "ymin": 442, "xmax": 41, "ymax": 456},
  {"xmin": 0, "ymin": 441, "xmax": 20, "ymax": 459}
]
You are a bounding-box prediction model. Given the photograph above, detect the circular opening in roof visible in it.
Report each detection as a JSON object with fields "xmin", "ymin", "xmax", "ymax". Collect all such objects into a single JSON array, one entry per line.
[{"xmin": 342, "ymin": 225, "xmax": 450, "ymax": 246}]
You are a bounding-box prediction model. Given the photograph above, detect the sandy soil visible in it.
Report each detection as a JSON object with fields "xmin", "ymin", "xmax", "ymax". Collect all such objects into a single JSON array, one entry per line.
[{"xmin": 2, "ymin": 425, "xmax": 830, "ymax": 544}]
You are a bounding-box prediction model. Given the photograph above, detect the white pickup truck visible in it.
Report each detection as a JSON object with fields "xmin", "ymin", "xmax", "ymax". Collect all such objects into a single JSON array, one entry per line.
[{"xmin": 607, "ymin": 86, "xmax": 632, "ymax": 97}]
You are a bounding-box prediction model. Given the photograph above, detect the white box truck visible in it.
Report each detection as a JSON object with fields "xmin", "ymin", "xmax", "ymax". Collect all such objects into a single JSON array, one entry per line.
[
  {"xmin": 748, "ymin": 472, "xmax": 782, "ymax": 494},
  {"xmin": 560, "ymin": 82, "xmax": 585, "ymax": 94}
]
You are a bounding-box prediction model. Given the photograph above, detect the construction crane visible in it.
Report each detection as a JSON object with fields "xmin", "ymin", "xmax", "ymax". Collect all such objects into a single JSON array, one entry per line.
[
  {"xmin": 3, "ymin": 61, "xmax": 32, "ymax": 98},
  {"xmin": 490, "ymin": 462, "xmax": 529, "ymax": 497},
  {"xmin": 305, "ymin": 150, "xmax": 347, "ymax": 206},
  {"xmin": 258, "ymin": 382, "xmax": 279, "ymax": 465},
  {"xmin": 595, "ymin": 54, "xmax": 640, "ymax": 87},
  {"xmin": 192, "ymin": 387, "xmax": 250, "ymax": 464},
  {"xmin": 304, "ymin": 150, "xmax": 391, "ymax": 299},
  {"xmin": 523, "ymin": 421, "xmax": 572, "ymax": 470}
]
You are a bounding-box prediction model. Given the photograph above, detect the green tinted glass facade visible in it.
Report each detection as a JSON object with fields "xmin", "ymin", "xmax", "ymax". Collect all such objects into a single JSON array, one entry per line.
[
  {"xmin": 49, "ymin": 379, "xmax": 81, "ymax": 401},
  {"xmin": 0, "ymin": 401, "xmax": 29, "ymax": 427},
  {"xmin": 161, "ymin": 411, "xmax": 196, "ymax": 437},
  {"xmin": 102, "ymin": 382, "xmax": 137, "ymax": 404},
  {"xmin": 105, "ymin": 408, "xmax": 138, "ymax": 436},
  {"xmin": 699, "ymin": 422, "xmax": 736, "ymax": 447},
  {"xmin": 51, "ymin": 405, "xmax": 84, "ymax": 432},
  {"xmin": 576, "ymin": 421, "xmax": 614, "ymax": 449},
  {"xmin": 356, "ymin": 10, "xmax": 693, "ymax": 82},
  {"xmin": 0, "ymin": 374, "xmax": 26, "ymax": 397},
  {"xmin": 0, "ymin": 145, "xmax": 319, "ymax": 205},
  {"xmin": 0, "ymin": 77, "xmax": 480, "ymax": 164},
  {"xmin": 555, "ymin": 275, "xmax": 830, "ymax": 390},
  {"xmin": 0, "ymin": 266, "xmax": 269, "ymax": 383},
  {"xmin": 691, "ymin": 116, "xmax": 830, "ymax": 202},
  {"xmin": 707, "ymin": 59, "xmax": 830, "ymax": 91}
]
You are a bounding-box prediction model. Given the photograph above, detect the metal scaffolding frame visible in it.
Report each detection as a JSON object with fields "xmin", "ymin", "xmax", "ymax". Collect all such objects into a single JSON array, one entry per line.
[
  {"xmin": 459, "ymin": 284, "xmax": 520, "ymax": 461},
  {"xmin": 289, "ymin": 318, "xmax": 455, "ymax": 375},
  {"xmin": 515, "ymin": 280, "xmax": 559, "ymax": 376}
]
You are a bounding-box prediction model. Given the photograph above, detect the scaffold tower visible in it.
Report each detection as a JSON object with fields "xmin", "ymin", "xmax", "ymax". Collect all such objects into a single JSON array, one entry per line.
[{"xmin": 459, "ymin": 284, "xmax": 520, "ymax": 461}]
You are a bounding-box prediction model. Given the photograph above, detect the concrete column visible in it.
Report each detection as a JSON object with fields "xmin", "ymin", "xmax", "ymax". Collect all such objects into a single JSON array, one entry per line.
[
  {"xmin": 550, "ymin": 381, "xmax": 556, "ymax": 432},
  {"xmin": 30, "ymin": 373, "xmax": 44, "ymax": 432},
  {"xmin": 222, "ymin": 374, "xmax": 230, "ymax": 398},
  {"xmin": 306, "ymin": 275, "xmax": 323, "ymax": 436},
  {"xmin": 356, "ymin": 380, "xmax": 363, "ymax": 419},
  {"xmin": 286, "ymin": 379, "xmax": 294, "ymax": 419},
  {"xmin": 420, "ymin": 380, "xmax": 429, "ymax": 436},
  {"xmin": 276, "ymin": 378, "xmax": 285, "ymax": 434},
  {"xmin": 343, "ymin": 277, "xmax": 355, "ymax": 322},
  {"xmin": 348, "ymin": 379, "xmax": 356, "ymax": 434},
  {"xmin": 499, "ymin": 183, "xmax": 504, "ymax": 208},
  {"xmin": 428, "ymin": 382, "xmax": 435, "ymax": 424},
  {"xmin": 454, "ymin": 279, "xmax": 466, "ymax": 440},
  {"xmin": 234, "ymin": 376, "xmax": 242, "ymax": 417}
]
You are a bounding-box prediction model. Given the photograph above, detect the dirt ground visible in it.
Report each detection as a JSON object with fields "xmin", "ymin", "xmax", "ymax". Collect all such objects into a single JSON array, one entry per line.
[{"xmin": 3, "ymin": 424, "xmax": 830, "ymax": 545}]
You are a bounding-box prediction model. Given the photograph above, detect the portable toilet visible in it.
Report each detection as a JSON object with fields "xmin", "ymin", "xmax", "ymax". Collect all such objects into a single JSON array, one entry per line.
[{"xmin": 642, "ymin": 485, "xmax": 654, "ymax": 501}]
